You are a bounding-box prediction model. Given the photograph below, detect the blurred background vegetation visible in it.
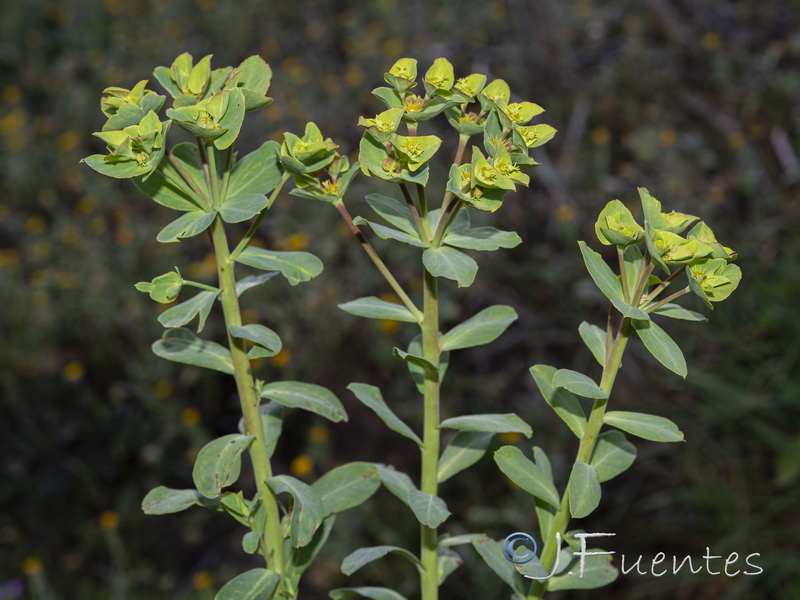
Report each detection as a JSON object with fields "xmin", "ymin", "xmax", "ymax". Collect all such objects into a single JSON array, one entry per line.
[{"xmin": 1, "ymin": 0, "xmax": 799, "ymax": 598}]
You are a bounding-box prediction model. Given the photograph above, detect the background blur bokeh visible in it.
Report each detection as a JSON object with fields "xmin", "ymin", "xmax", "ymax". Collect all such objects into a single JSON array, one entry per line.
[{"xmin": 1, "ymin": 0, "xmax": 799, "ymax": 598}]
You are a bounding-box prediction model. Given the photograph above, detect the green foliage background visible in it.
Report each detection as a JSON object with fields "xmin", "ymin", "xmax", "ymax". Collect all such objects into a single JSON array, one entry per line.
[{"xmin": 1, "ymin": 0, "xmax": 798, "ymax": 598}]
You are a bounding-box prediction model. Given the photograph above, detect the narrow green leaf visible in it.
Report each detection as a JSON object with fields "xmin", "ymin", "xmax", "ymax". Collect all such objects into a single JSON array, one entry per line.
[
  {"xmin": 610, "ymin": 298, "xmax": 650, "ymax": 321},
  {"xmin": 152, "ymin": 328, "xmax": 233, "ymax": 374},
  {"xmin": 341, "ymin": 546, "xmax": 422, "ymax": 576},
  {"xmin": 422, "ymin": 246, "xmax": 478, "ymax": 288},
  {"xmin": 437, "ymin": 548, "xmax": 462, "ymax": 585},
  {"xmin": 443, "ymin": 227, "xmax": 521, "ymax": 251},
  {"xmin": 471, "ymin": 537, "xmax": 526, "ymax": 599},
  {"xmin": 529, "ymin": 365, "xmax": 588, "ymax": 438},
  {"xmin": 603, "ymin": 411, "xmax": 684, "ymax": 442},
  {"xmin": 405, "ymin": 335, "xmax": 449, "ymax": 394},
  {"xmin": 568, "ymin": 461, "xmax": 601, "ymax": 518},
  {"xmin": 365, "ymin": 194, "xmax": 419, "ymax": 235},
  {"xmin": 259, "ymin": 381, "xmax": 347, "ymax": 422},
  {"xmin": 218, "ymin": 193, "xmax": 269, "ymax": 223},
  {"xmin": 156, "ymin": 210, "xmax": 216, "ymax": 243},
  {"xmin": 622, "ymin": 245, "xmax": 644, "ymax": 297},
  {"xmin": 577, "ymin": 241, "xmax": 623, "ymax": 301},
  {"xmin": 440, "ymin": 413, "xmax": 532, "ymax": 437},
  {"xmin": 494, "ymin": 446, "xmax": 561, "ymax": 509},
  {"xmin": 141, "ymin": 486, "xmax": 205, "ymax": 515},
  {"xmin": 632, "ymin": 318, "xmax": 687, "ymax": 377},
  {"xmin": 392, "ymin": 347, "xmax": 437, "ymax": 374},
  {"xmin": 158, "ymin": 290, "xmax": 220, "ymax": 332},
  {"xmin": 578, "ymin": 322, "xmax": 606, "ymax": 366},
  {"xmin": 347, "ymin": 383, "xmax": 422, "ymax": 446},
  {"xmin": 235, "ymin": 273, "xmax": 279, "ymax": 297},
  {"xmin": 287, "ymin": 515, "xmax": 336, "ymax": 582},
  {"xmin": 408, "ymin": 490, "xmax": 451, "ymax": 528},
  {"xmin": 439, "ymin": 305, "xmax": 518, "ymax": 351},
  {"xmin": 375, "ymin": 464, "xmax": 416, "ymax": 504},
  {"xmin": 532, "ymin": 447, "xmax": 556, "ymax": 540},
  {"xmin": 438, "ymin": 534, "xmax": 486, "ymax": 548},
  {"xmin": 547, "ymin": 550, "xmax": 618, "ymax": 591},
  {"xmin": 235, "ymin": 247, "xmax": 323, "ymax": 286},
  {"xmin": 82, "ymin": 154, "xmax": 150, "ymax": 179},
  {"xmin": 265, "ymin": 475, "xmax": 325, "ymax": 548},
  {"xmin": 227, "ymin": 141, "xmax": 282, "ymax": 197},
  {"xmin": 551, "ymin": 369, "xmax": 607, "ymax": 399},
  {"xmin": 591, "ymin": 431, "xmax": 637, "ymax": 483},
  {"xmin": 354, "ymin": 216, "xmax": 426, "ymax": 247},
  {"xmin": 338, "ymin": 297, "xmax": 418, "ymax": 323},
  {"xmin": 193, "ymin": 434, "xmax": 255, "ymax": 498},
  {"xmin": 215, "ymin": 568, "xmax": 280, "ymax": 600},
  {"xmin": 438, "ymin": 431, "xmax": 493, "ymax": 483},
  {"xmin": 229, "ymin": 324, "xmax": 282, "ymax": 358},
  {"xmin": 329, "ymin": 588, "xmax": 407, "ymax": 600},
  {"xmin": 133, "ymin": 162, "xmax": 205, "ymax": 212},
  {"xmin": 312, "ymin": 462, "xmax": 380, "ymax": 516},
  {"xmin": 650, "ymin": 303, "xmax": 708, "ymax": 321}
]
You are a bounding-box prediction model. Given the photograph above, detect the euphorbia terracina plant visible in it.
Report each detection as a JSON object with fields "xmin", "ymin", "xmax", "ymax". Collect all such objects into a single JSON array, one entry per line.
[{"xmin": 83, "ymin": 53, "xmax": 740, "ymax": 600}]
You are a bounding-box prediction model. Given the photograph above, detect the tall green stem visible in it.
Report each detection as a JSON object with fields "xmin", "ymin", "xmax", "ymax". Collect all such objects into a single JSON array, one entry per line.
[
  {"xmin": 420, "ymin": 268, "xmax": 441, "ymax": 600},
  {"xmin": 202, "ymin": 143, "xmax": 285, "ymax": 590},
  {"xmin": 526, "ymin": 319, "xmax": 632, "ymax": 600}
]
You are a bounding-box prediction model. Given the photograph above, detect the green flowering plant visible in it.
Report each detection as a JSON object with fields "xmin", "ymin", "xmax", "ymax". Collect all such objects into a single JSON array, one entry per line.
[{"xmin": 83, "ymin": 53, "xmax": 381, "ymax": 600}]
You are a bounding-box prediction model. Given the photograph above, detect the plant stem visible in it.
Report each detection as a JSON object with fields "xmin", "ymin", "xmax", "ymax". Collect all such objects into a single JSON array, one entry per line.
[
  {"xmin": 526, "ymin": 319, "xmax": 632, "ymax": 600},
  {"xmin": 420, "ymin": 267, "xmax": 441, "ymax": 600},
  {"xmin": 400, "ymin": 183, "xmax": 428, "ymax": 244},
  {"xmin": 334, "ymin": 199, "xmax": 423, "ymax": 323},
  {"xmin": 618, "ymin": 248, "xmax": 630, "ymax": 303},
  {"xmin": 164, "ymin": 154, "xmax": 212, "ymax": 207},
  {"xmin": 642, "ymin": 265, "xmax": 687, "ymax": 304},
  {"xmin": 646, "ymin": 286, "xmax": 691, "ymax": 313}
]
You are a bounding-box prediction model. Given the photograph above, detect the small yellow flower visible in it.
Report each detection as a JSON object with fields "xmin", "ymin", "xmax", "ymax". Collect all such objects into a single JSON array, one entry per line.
[
  {"xmin": 99, "ymin": 510, "xmax": 119, "ymax": 530},
  {"xmin": 307, "ymin": 424, "xmax": 329, "ymax": 444},
  {"xmin": 22, "ymin": 556, "xmax": 42, "ymax": 576},
  {"xmin": 500, "ymin": 431, "xmax": 523, "ymax": 444},
  {"xmin": 62, "ymin": 361, "xmax": 84, "ymax": 382},
  {"xmin": 290, "ymin": 455, "xmax": 314, "ymax": 477},
  {"xmin": 180, "ymin": 407, "xmax": 201, "ymax": 427},
  {"xmin": 192, "ymin": 571, "xmax": 213, "ymax": 590}
]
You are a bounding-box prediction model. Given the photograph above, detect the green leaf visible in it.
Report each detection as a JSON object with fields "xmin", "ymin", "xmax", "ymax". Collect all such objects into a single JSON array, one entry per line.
[
  {"xmin": 347, "ymin": 383, "xmax": 422, "ymax": 446},
  {"xmin": 610, "ymin": 298, "xmax": 650, "ymax": 321},
  {"xmin": 218, "ymin": 193, "xmax": 269, "ymax": 223},
  {"xmin": 156, "ymin": 210, "xmax": 216, "ymax": 243},
  {"xmin": 551, "ymin": 369, "xmax": 607, "ymax": 399},
  {"xmin": 404, "ymin": 335, "xmax": 449, "ymax": 394},
  {"xmin": 438, "ymin": 431, "xmax": 494, "ymax": 483},
  {"xmin": 213, "ymin": 88, "xmax": 246, "ymax": 150},
  {"xmin": 241, "ymin": 531, "xmax": 260, "ymax": 555},
  {"xmin": 471, "ymin": 537, "xmax": 525, "ymax": 599},
  {"xmin": 341, "ymin": 546, "xmax": 422, "ymax": 576},
  {"xmin": 312, "ymin": 462, "xmax": 381, "ymax": 516},
  {"xmin": 494, "ymin": 446, "xmax": 560, "ymax": 509},
  {"xmin": 631, "ymin": 318, "xmax": 687, "ymax": 377},
  {"xmin": 375, "ymin": 464, "xmax": 416, "ymax": 504},
  {"xmin": 547, "ymin": 550, "xmax": 618, "ymax": 591},
  {"xmin": 650, "ymin": 303, "xmax": 707, "ymax": 321},
  {"xmin": 215, "ymin": 568, "xmax": 280, "ymax": 600},
  {"xmin": 158, "ymin": 290, "xmax": 220, "ymax": 332},
  {"xmin": 229, "ymin": 324, "xmax": 282, "ymax": 359},
  {"xmin": 141, "ymin": 486, "xmax": 206, "ymax": 515},
  {"xmin": 228, "ymin": 142, "xmax": 283, "ymax": 197},
  {"xmin": 591, "ymin": 431, "xmax": 637, "ymax": 483},
  {"xmin": 392, "ymin": 347, "xmax": 437, "ymax": 375},
  {"xmin": 338, "ymin": 297, "xmax": 418, "ymax": 323},
  {"xmin": 437, "ymin": 548, "xmax": 462, "ymax": 585},
  {"xmin": 286, "ymin": 515, "xmax": 336, "ymax": 583},
  {"xmin": 152, "ymin": 328, "xmax": 233, "ymax": 374},
  {"xmin": 408, "ymin": 490, "xmax": 451, "ymax": 528},
  {"xmin": 578, "ymin": 322, "xmax": 606, "ymax": 366},
  {"xmin": 622, "ymin": 245, "xmax": 644, "ymax": 297},
  {"xmin": 329, "ymin": 588, "xmax": 407, "ymax": 600},
  {"xmin": 82, "ymin": 154, "xmax": 151, "ymax": 179},
  {"xmin": 235, "ymin": 247, "xmax": 323, "ymax": 286},
  {"xmin": 529, "ymin": 365, "xmax": 587, "ymax": 438},
  {"xmin": 603, "ymin": 411, "xmax": 684, "ymax": 442},
  {"xmin": 259, "ymin": 381, "xmax": 347, "ymax": 422},
  {"xmin": 422, "ymin": 246, "xmax": 478, "ymax": 288},
  {"xmin": 443, "ymin": 227, "xmax": 521, "ymax": 251},
  {"xmin": 532, "ymin": 448, "xmax": 557, "ymax": 540},
  {"xmin": 577, "ymin": 241, "xmax": 623, "ymax": 301},
  {"xmin": 135, "ymin": 271, "xmax": 184, "ymax": 303},
  {"xmin": 133, "ymin": 155, "xmax": 206, "ymax": 212},
  {"xmin": 439, "ymin": 305, "xmax": 518, "ymax": 351},
  {"xmin": 354, "ymin": 216, "xmax": 426, "ymax": 247},
  {"xmin": 440, "ymin": 413, "xmax": 532, "ymax": 437},
  {"xmin": 568, "ymin": 460, "xmax": 601, "ymax": 518},
  {"xmin": 438, "ymin": 534, "xmax": 486, "ymax": 547},
  {"xmin": 238, "ymin": 401, "xmax": 283, "ymax": 458},
  {"xmin": 193, "ymin": 434, "xmax": 255, "ymax": 498},
  {"xmin": 265, "ymin": 475, "xmax": 325, "ymax": 548},
  {"xmin": 235, "ymin": 273, "xmax": 279, "ymax": 297},
  {"xmin": 365, "ymin": 193, "xmax": 419, "ymax": 235}
]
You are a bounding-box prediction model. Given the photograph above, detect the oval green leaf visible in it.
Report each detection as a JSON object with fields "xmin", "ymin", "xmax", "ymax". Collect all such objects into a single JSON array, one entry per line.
[
  {"xmin": 193, "ymin": 434, "xmax": 254, "ymax": 498},
  {"xmin": 235, "ymin": 247, "xmax": 323, "ymax": 286},
  {"xmin": 152, "ymin": 328, "xmax": 233, "ymax": 374},
  {"xmin": 439, "ymin": 305, "xmax": 518, "ymax": 351},
  {"xmin": 215, "ymin": 568, "xmax": 280, "ymax": 600},
  {"xmin": 568, "ymin": 460, "xmax": 601, "ymax": 519},
  {"xmin": 603, "ymin": 410, "xmax": 684, "ymax": 442},
  {"xmin": 440, "ymin": 413, "xmax": 531, "ymax": 437},
  {"xmin": 266, "ymin": 475, "xmax": 325, "ymax": 548},
  {"xmin": 312, "ymin": 462, "xmax": 381, "ymax": 517},
  {"xmin": 347, "ymin": 383, "xmax": 422, "ymax": 446},
  {"xmin": 632, "ymin": 318, "xmax": 687, "ymax": 377},
  {"xmin": 494, "ymin": 446, "xmax": 560, "ymax": 508},
  {"xmin": 259, "ymin": 381, "xmax": 347, "ymax": 422},
  {"xmin": 338, "ymin": 297, "xmax": 418, "ymax": 323}
]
